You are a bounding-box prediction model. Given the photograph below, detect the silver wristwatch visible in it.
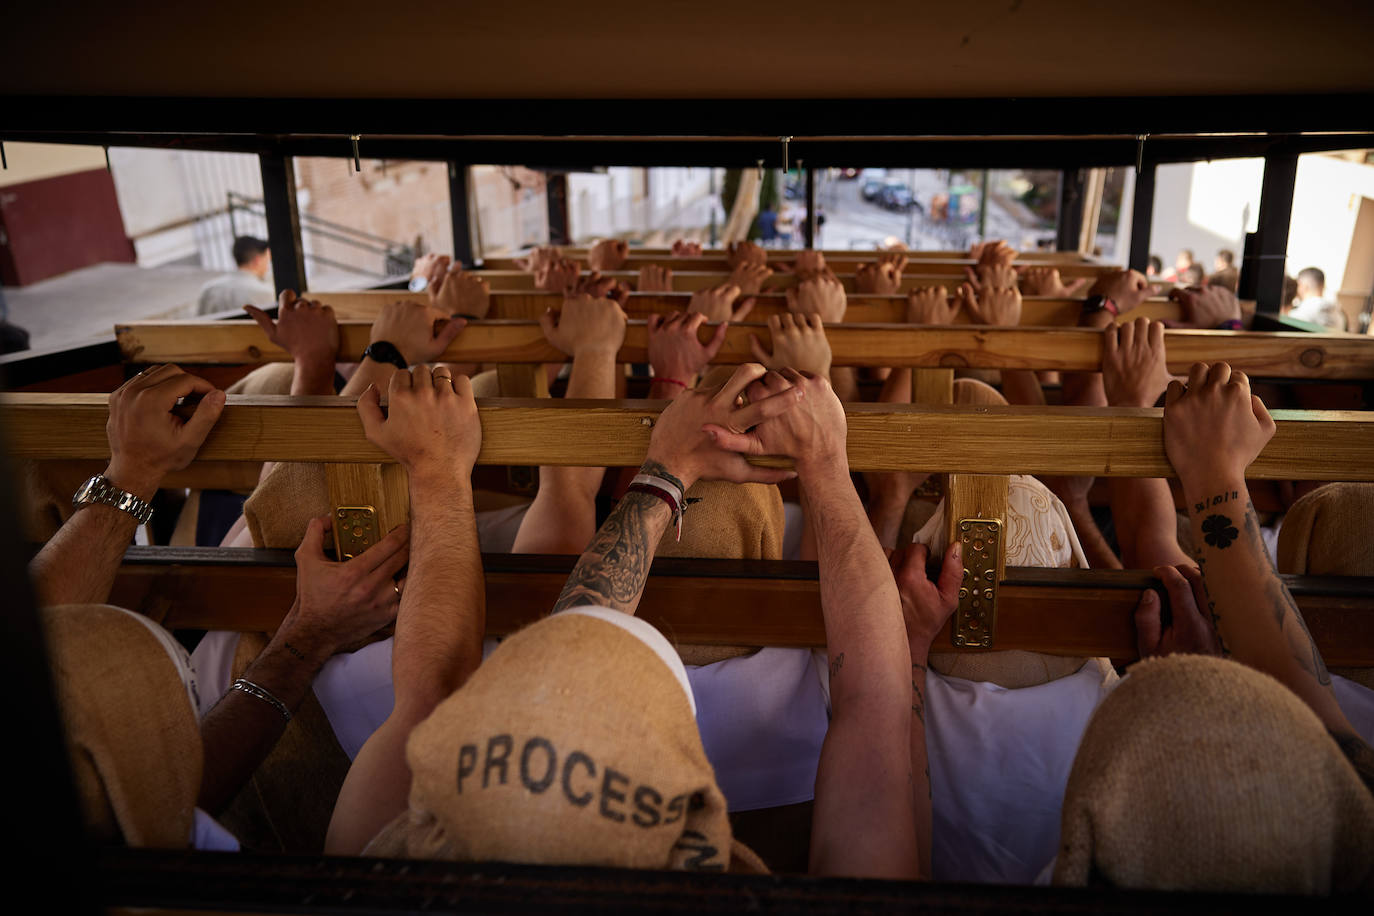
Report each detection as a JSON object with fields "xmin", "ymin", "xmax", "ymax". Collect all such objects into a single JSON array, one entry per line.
[{"xmin": 73, "ymin": 475, "xmax": 154, "ymax": 524}]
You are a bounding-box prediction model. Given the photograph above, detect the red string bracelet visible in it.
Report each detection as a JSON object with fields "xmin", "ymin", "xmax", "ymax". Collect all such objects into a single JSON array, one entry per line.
[{"xmin": 654, "ymin": 377, "xmax": 689, "ymax": 389}]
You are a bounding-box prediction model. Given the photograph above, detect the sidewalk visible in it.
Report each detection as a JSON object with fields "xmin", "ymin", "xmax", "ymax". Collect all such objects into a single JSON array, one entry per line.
[{"xmin": 3, "ymin": 262, "xmax": 226, "ymax": 352}]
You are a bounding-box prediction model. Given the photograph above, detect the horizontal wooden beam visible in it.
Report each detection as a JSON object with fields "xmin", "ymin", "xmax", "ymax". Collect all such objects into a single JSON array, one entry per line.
[
  {"xmin": 317, "ymin": 290, "xmax": 1188, "ymax": 325},
  {"xmin": 476, "ymin": 255, "xmax": 1118, "ymax": 276},
  {"xmin": 380, "ymin": 271, "xmax": 1109, "ymax": 294},
  {"xmin": 514, "ymin": 248, "xmax": 1095, "ymax": 263},
  {"xmin": 109, "ymin": 548, "xmax": 1374, "ymax": 665},
  {"xmin": 7, "ymin": 395, "xmax": 1373, "ymax": 479},
  {"xmin": 113, "ymin": 321, "xmax": 1373, "ymax": 379}
]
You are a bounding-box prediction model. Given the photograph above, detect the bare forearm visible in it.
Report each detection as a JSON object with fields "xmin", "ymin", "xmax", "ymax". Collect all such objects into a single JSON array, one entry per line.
[
  {"xmin": 830, "ymin": 367, "xmax": 859, "ymax": 403},
  {"xmin": 1062, "ymin": 497, "xmax": 1123, "ymax": 570},
  {"xmin": 291, "ymin": 357, "xmax": 338, "ymax": 396},
  {"xmin": 30, "ymin": 504, "xmax": 140, "ymax": 607},
  {"xmin": 391, "ymin": 477, "xmax": 484, "ymax": 713},
  {"xmin": 197, "ymin": 617, "xmax": 331, "ymax": 813},
  {"xmin": 804, "ymin": 468, "xmax": 910, "ymax": 709},
  {"xmin": 340, "ymin": 358, "xmax": 396, "ymax": 398},
  {"xmin": 1109, "ymin": 477, "xmax": 1188, "ymax": 570}
]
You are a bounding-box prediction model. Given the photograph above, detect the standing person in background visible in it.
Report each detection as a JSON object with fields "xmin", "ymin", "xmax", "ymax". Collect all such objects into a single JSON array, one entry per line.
[
  {"xmin": 758, "ymin": 203, "xmax": 780, "ymax": 246},
  {"xmin": 197, "ymin": 236, "xmax": 275, "ymax": 316},
  {"xmin": 1289, "ymin": 267, "xmax": 1347, "ymax": 330},
  {"xmin": 1208, "ymin": 250, "xmax": 1239, "ymax": 292}
]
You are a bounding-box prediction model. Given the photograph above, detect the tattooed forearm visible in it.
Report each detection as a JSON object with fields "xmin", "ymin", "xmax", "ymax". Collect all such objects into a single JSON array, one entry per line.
[
  {"xmin": 911, "ymin": 663, "xmax": 927, "ymax": 725},
  {"xmin": 1192, "ymin": 489, "xmax": 1240, "ymax": 515},
  {"xmin": 640, "ymin": 459, "xmax": 685, "ymax": 496},
  {"xmin": 829, "ymin": 652, "xmax": 845, "ymax": 679},
  {"xmin": 551, "ymin": 485, "xmax": 671, "ymax": 615}
]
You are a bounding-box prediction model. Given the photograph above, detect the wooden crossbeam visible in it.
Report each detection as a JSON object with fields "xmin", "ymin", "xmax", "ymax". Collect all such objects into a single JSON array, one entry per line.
[
  {"xmin": 112, "ymin": 321, "xmax": 1374, "ymax": 380},
  {"xmin": 512, "ymin": 248, "xmax": 1095, "ymax": 263},
  {"xmin": 109, "ymin": 548, "xmax": 1374, "ymax": 665},
  {"xmin": 316, "ymin": 290, "xmax": 1188, "ymax": 325},
  {"xmin": 6, "ymin": 395, "xmax": 1373, "ymax": 480},
  {"xmin": 372, "ymin": 271, "xmax": 1108, "ymax": 294},
  {"xmin": 477, "ymin": 255, "xmax": 1118, "ymax": 276}
]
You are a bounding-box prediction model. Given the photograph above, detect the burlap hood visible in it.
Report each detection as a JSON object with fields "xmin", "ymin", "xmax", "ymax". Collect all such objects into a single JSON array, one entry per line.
[
  {"xmin": 364, "ymin": 610, "xmax": 762, "ymax": 873},
  {"xmin": 44, "ymin": 604, "xmax": 203, "ymax": 847},
  {"xmin": 1054, "ymin": 654, "xmax": 1374, "ymax": 893}
]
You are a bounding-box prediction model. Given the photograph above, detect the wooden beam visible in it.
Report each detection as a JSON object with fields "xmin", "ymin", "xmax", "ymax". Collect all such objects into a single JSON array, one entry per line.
[
  {"xmin": 316, "ymin": 290, "xmax": 1191, "ymax": 325},
  {"xmin": 476, "ymin": 255, "xmax": 1119, "ymax": 276},
  {"xmin": 511, "ymin": 248, "xmax": 1095, "ymax": 263},
  {"xmin": 113, "ymin": 321, "xmax": 1374, "ymax": 380},
  {"xmin": 109, "ymin": 549, "xmax": 1374, "ymax": 665},
  {"xmin": 7, "ymin": 395, "xmax": 1374, "ymax": 480}
]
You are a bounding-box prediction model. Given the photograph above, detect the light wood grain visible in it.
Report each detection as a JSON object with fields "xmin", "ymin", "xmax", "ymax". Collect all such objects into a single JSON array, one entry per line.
[
  {"xmin": 507, "ymin": 248, "xmax": 1095, "ymax": 263},
  {"xmin": 320, "ymin": 288, "xmax": 1189, "ymax": 325},
  {"xmin": 911, "ymin": 368, "xmax": 955, "ymax": 405},
  {"xmin": 476, "ymin": 255, "xmax": 1119, "ymax": 276},
  {"xmin": 114, "ymin": 320, "xmax": 1374, "ymax": 379},
  {"xmin": 6, "ymin": 394, "xmax": 1374, "ymax": 480}
]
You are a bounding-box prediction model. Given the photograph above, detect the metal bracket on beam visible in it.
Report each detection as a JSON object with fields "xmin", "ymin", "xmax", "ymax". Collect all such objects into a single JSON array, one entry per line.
[{"xmin": 952, "ymin": 517, "xmax": 1002, "ymax": 647}]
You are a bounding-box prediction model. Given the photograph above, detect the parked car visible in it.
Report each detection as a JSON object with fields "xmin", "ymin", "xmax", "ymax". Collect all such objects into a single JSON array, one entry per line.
[
  {"xmin": 861, "ymin": 178, "xmax": 887, "ymax": 201},
  {"xmin": 878, "ymin": 184, "xmax": 915, "ymax": 211}
]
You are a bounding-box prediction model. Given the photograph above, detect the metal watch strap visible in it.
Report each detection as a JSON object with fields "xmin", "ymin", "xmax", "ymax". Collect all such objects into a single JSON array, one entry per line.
[
  {"xmin": 73, "ymin": 475, "xmax": 154, "ymax": 525},
  {"xmin": 363, "ymin": 340, "xmax": 409, "ymax": 370}
]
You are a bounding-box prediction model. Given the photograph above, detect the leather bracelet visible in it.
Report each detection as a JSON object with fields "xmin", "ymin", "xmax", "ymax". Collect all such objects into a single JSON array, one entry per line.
[
  {"xmin": 231, "ymin": 677, "xmax": 292, "ymax": 722},
  {"xmin": 1082, "ymin": 295, "xmax": 1119, "ymax": 317},
  {"xmin": 1214, "ymin": 319, "xmax": 1244, "ymax": 331}
]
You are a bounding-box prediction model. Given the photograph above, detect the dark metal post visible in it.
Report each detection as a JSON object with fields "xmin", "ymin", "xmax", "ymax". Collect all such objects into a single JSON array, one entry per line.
[
  {"xmin": 1056, "ymin": 168, "xmax": 1086, "ymax": 252},
  {"xmin": 258, "ymin": 151, "xmax": 306, "ymax": 294},
  {"xmin": 803, "ymin": 166, "xmax": 816, "ymax": 248},
  {"xmin": 546, "ymin": 172, "xmax": 570, "ymax": 245},
  {"xmin": 1127, "ymin": 162, "xmax": 1156, "ymax": 272},
  {"xmin": 448, "ymin": 162, "xmax": 476, "ymax": 266},
  {"xmin": 1250, "ymin": 151, "xmax": 1298, "ymax": 314},
  {"xmin": 977, "ymin": 169, "xmax": 990, "ymax": 241}
]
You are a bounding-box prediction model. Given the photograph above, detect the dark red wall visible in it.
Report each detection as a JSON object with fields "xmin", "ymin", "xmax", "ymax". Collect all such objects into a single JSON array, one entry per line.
[{"xmin": 0, "ymin": 168, "xmax": 134, "ymax": 286}]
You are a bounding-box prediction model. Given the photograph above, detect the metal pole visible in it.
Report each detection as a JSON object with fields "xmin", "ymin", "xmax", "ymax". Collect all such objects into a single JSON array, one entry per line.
[
  {"xmin": 1127, "ymin": 162, "xmax": 1156, "ymax": 273},
  {"xmin": 803, "ymin": 166, "xmax": 816, "ymax": 248},
  {"xmin": 1056, "ymin": 169, "xmax": 1086, "ymax": 253},
  {"xmin": 977, "ymin": 169, "xmax": 989, "ymax": 241},
  {"xmin": 546, "ymin": 173, "xmax": 570, "ymax": 246},
  {"xmin": 448, "ymin": 162, "xmax": 476, "ymax": 266},
  {"xmin": 1251, "ymin": 151, "xmax": 1299, "ymax": 314},
  {"xmin": 258, "ymin": 150, "xmax": 306, "ymax": 294}
]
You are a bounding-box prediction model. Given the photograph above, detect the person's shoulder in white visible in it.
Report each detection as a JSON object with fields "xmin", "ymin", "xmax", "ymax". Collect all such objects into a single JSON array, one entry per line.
[
  {"xmin": 1290, "ymin": 296, "xmax": 1345, "ymax": 330},
  {"xmin": 197, "ymin": 271, "xmax": 274, "ymax": 316}
]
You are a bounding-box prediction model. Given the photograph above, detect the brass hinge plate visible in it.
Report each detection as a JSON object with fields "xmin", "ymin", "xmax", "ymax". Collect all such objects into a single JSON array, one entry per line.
[
  {"xmin": 953, "ymin": 517, "xmax": 1001, "ymax": 648},
  {"xmin": 334, "ymin": 506, "xmax": 379, "ymax": 560}
]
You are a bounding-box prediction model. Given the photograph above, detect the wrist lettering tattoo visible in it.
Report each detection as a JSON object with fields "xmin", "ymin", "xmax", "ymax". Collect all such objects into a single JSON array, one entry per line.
[
  {"xmin": 283, "ymin": 641, "xmax": 307, "ymax": 662},
  {"xmin": 1193, "ymin": 490, "xmax": 1239, "ymax": 515},
  {"xmin": 552, "ymin": 489, "xmax": 667, "ymax": 614}
]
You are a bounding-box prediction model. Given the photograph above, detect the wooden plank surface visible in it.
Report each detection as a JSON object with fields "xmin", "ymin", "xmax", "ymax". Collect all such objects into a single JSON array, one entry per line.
[
  {"xmin": 364, "ymin": 271, "xmax": 1108, "ymax": 294},
  {"xmin": 113, "ymin": 321, "xmax": 1374, "ymax": 379},
  {"xmin": 316, "ymin": 289, "xmax": 1188, "ymax": 325},
  {"xmin": 504, "ymin": 248, "xmax": 1095, "ymax": 263},
  {"xmin": 7, "ymin": 394, "xmax": 1374, "ymax": 480},
  {"xmin": 475, "ymin": 255, "xmax": 1119, "ymax": 276},
  {"xmin": 109, "ymin": 549, "xmax": 1374, "ymax": 665}
]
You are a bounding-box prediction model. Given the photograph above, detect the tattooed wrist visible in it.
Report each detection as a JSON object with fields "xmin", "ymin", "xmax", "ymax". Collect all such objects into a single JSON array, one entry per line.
[
  {"xmin": 551, "ymin": 488, "xmax": 671, "ymax": 615},
  {"xmin": 1191, "ymin": 489, "xmax": 1241, "ymax": 516},
  {"xmin": 639, "ymin": 459, "xmax": 687, "ymax": 495}
]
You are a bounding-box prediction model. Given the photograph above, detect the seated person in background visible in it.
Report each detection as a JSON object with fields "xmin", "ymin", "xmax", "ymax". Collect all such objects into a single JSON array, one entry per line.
[
  {"xmin": 1146, "ymin": 254, "xmax": 1163, "ymax": 279},
  {"xmin": 1178, "ymin": 262, "xmax": 1206, "ymax": 287},
  {"xmin": 1289, "ymin": 266, "xmax": 1347, "ymax": 330},
  {"xmin": 197, "ymin": 236, "xmax": 275, "ymax": 316},
  {"xmin": 1208, "ymin": 248, "xmax": 1239, "ymax": 291},
  {"xmin": 1163, "ymin": 248, "xmax": 1195, "ymax": 284},
  {"xmin": 328, "ymin": 363, "xmax": 799, "ymax": 872}
]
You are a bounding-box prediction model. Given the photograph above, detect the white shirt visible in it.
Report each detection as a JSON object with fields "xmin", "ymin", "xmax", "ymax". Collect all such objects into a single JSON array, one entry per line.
[
  {"xmin": 1289, "ymin": 296, "xmax": 1345, "ymax": 330},
  {"xmin": 196, "ymin": 271, "xmax": 275, "ymax": 316}
]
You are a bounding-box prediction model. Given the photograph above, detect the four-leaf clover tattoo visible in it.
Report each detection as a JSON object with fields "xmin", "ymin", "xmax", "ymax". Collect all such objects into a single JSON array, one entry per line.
[{"xmin": 1202, "ymin": 514, "xmax": 1239, "ymax": 549}]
